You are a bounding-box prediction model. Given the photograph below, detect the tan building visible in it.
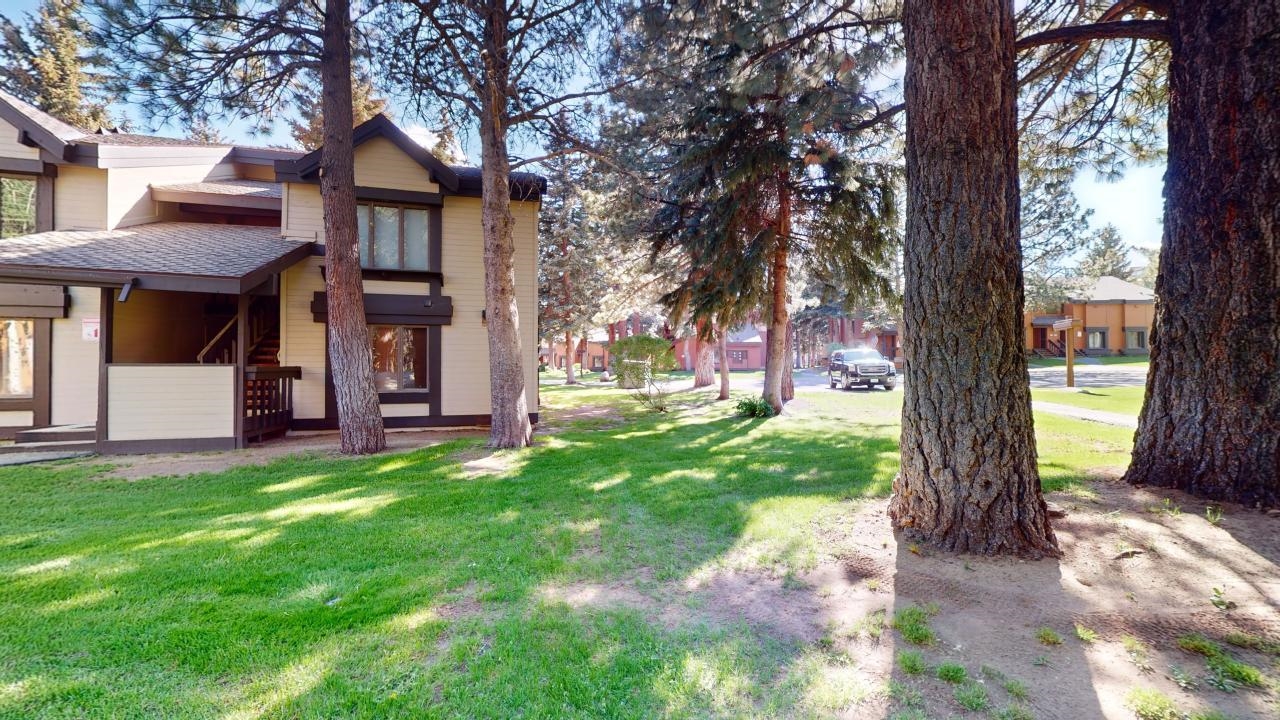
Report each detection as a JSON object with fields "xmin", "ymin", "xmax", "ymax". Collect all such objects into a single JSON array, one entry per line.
[
  {"xmin": 1025, "ymin": 276, "xmax": 1155, "ymax": 357},
  {"xmin": 0, "ymin": 90, "xmax": 542, "ymax": 452}
]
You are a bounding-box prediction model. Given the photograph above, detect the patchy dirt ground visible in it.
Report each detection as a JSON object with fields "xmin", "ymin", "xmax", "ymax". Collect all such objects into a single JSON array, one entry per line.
[
  {"xmin": 536, "ymin": 479, "xmax": 1280, "ymax": 719},
  {"xmin": 98, "ymin": 428, "xmax": 484, "ymax": 481}
]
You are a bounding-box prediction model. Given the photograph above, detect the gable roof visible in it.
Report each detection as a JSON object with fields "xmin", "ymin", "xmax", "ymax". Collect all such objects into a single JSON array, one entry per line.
[
  {"xmin": 0, "ymin": 88, "xmax": 87, "ymax": 158},
  {"xmin": 1071, "ymin": 275, "xmax": 1155, "ymax": 303},
  {"xmin": 276, "ymin": 114, "xmax": 460, "ymax": 192}
]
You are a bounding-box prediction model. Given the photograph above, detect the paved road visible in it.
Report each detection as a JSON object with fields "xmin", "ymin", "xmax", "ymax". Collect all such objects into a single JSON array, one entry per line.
[{"xmin": 1027, "ymin": 365, "xmax": 1148, "ymax": 388}]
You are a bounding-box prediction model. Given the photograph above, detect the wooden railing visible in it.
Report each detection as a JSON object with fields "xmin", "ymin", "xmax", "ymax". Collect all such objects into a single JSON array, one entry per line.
[
  {"xmin": 198, "ymin": 297, "xmax": 280, "ymax": 365},
  {"xmin": 243, "ymin": 365, "xmax": 302, "ymax": 442}
]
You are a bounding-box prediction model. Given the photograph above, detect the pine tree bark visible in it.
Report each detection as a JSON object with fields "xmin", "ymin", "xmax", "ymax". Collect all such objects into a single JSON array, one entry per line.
[
  {"xmin": 889, "ymin": 0, "xmax": 1058, "ymax": 557},
  {"xmin": 781, "ymin": 320, "xmax": 794, "ymax": 402},
  {"xmin": 693, "ymin": 338, "xmax": 715, "ymax": 387},
  {"xmin": 564, "ymin": 330, "xmax": 576, "ymax": 384},
  {"xmin": 717, "ymin": 327, "xmax": 731, "ymax": 400},
  {"xmin": 1123, "ymin": 2, "xmax": 1280, "ymax": 507},
  {"xmin": 761, "ymin": 182, "xmax": 791, "ymax": 414},
  {"xmin": 478, "ymin": 5, "xmax": 532, "ymax": 448},
  {"xmin": 320, "ymin": 0, "xmax": 384, "ymax": 455}
]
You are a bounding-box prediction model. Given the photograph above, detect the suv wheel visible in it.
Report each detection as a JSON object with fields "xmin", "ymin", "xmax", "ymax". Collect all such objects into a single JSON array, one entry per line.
[
  {"xmin": 829, "ymin": 375, "xmax": 837, "ymax": 389},
  {"xmin": 883, "ymin": 381, "xmax": 896, "ymax": 391}
]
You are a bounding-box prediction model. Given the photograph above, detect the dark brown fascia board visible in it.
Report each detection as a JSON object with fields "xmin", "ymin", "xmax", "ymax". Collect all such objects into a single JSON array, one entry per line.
[
  {"xmin": 310, "ymin": 290, "xmax": 454, "ymax": 324},
  {"xmin": 151, "ymin": 187, "xmax": 282, "ymax": 211},
  {"xmin": 177, "ymin": 203, "xmax": 281, "ymax": 218},
  {"xmin": 275, "ymin": 114, "xmax": 461, "ymax": 192},
  {"xmin": 0, "ymin": 98, "xmax": 71, "ymax": 158},
  {"xmin": 274, "ymin": 172, "xmax": 543, "ymax": 201},
  {"xmin": 0, "ymin": 157, "xmax": 45, "ymax": 174}
]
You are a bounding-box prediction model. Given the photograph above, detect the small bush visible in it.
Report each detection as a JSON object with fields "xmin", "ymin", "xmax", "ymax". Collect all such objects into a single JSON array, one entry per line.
[
  {"xmin": 1003, "ymin": 678, "xmax": 1030, "ymax": 701},
  {"xmin": 936, "ymin": 662, "xmax": 967, "ymax": 684},
  {"xmin": 1224, "ymin": 631, "xmax": 1280, "ymax": 656},
  {"xmin": 734, "ymin": 396, "xmax": 775, "ymax": 418},
  {"xmin": 896, "ymin": 650, "xmax": 926, "ymax": 675},
  {"xmin": 1189, "ymin": 711, "xmax": 1232, "ymax": 720},
  {"xmin": 1206, "ymin": 654, "xmax": 1263, "ymax": 687},
  {"xmin": 953, "ymin": 682, "xmax": 989, "ymax": 712},
  {"xmin": 1122, "ymin": 635, "xmax": 1154, "ymax": 672},
  {"xmin": 1074, "ymin": 623, "xmax": 1098, "ymax": 643},
  {"xmin": 1036, "ymin": 627, "xmax": 1063, "ymax": 646},
  {"xmin": 892, "ymin": 605, "xmax": 936, "ymax": 646},
  {"xmin": 993, "ymin": 704, "xmax": 1035, "ymax": 720},
  {"xmin": 1125, "ymin": 687, "xmax": 1180, "ymax": 720},
  {"xmin": 1177, "ymin": 633, "xmax": 1222, "ymax": 657}
]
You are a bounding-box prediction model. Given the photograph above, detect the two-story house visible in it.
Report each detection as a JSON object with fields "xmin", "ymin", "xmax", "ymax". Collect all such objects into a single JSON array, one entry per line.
[{"xmin": 0, "ymin": 89, "xmax": 541, "ymax": 452}]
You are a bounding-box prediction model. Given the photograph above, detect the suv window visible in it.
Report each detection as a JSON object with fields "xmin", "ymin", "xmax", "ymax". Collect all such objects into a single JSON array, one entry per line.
[{"xmin": 848, "ymin": 350, "xmax": 883, "ymax": 362}]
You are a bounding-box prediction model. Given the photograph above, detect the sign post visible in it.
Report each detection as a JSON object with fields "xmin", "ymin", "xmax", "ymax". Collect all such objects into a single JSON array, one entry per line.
[{"xmin": 1052, "ymin": 318, "xmax": 1076, "ymax": 388}]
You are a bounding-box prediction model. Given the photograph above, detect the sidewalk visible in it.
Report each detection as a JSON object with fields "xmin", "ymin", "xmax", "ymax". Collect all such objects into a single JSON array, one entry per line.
[{"xmin": 1031, "ymin": 401, "xmax": 1138, "ymax": 429}]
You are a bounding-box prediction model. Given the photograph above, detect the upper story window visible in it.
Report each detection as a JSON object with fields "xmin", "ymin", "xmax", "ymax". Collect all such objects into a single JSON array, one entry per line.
[
  {"xmin": 0, "ymin": 176, "xmax": 37, "ymax": 239},
  {"xmin": 357, "ymin": 203, "xmax": 430, "ymax": 271}
]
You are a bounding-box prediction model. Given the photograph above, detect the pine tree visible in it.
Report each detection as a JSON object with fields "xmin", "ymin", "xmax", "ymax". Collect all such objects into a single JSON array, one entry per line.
[
  {"xmin": 1078, "ymin": 225, "xmax": 1133, "ymax": 280},
  {"xmin": 288, "ymin": 74, "xmax": 387, "ymax": 150},
  {"xmin": 0, "ymin": 0, "xmax": 112, "ymax": 129}
]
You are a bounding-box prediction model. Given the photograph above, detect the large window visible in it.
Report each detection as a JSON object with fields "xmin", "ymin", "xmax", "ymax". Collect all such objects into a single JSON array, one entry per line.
[
  {"xmin": 369, "ymin": 325, "xmax": 428, "ymax": 392},
  {"xmin": 1125, "ymin": 329, "xmax": 1147, "ymax": 350},
  {"xmin": 0, "ymin": 176, "xmax": 36, "ymax": 239},
  {"xmin": 357, "ymin": 204, "xmax": 430, "ymax": 271},
  {"xmin": 1087, "ymin": 330, "xmax": 1107, "ymax": 349},
  {"xmin": 0, "ymin": 319, "xmax": 34, "ymax": 400}
]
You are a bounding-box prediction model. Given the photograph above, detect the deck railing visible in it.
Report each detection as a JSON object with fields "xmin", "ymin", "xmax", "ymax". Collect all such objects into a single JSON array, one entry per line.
[{"xmin": 243, "ymin": 365, "xmax": 302, "ymax": 442}]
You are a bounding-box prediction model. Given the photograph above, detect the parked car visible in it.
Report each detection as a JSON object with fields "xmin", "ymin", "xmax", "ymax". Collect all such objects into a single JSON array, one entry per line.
[{"xmin": 828, "ymin": 347, "xmax": 897, "ymax": 390}]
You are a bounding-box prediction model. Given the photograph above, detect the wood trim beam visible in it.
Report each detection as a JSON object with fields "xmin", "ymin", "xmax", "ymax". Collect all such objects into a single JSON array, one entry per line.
[
  {"xmin": 95, "ymin": 288, "xmax": 112, "ymax": 444},
  {"xmin": 97, "ymin": 437, "xmax": 238, "ymax": 454},
  {"xmin": 32, "ymin": 318, "xmax": 50, "ymax": 427}
]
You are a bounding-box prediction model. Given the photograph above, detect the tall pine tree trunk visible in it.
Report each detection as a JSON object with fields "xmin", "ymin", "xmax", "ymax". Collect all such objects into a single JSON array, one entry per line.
[
  {"xmin": 478, "ymin": 7, "xmax": 531, "ymax": 448},
  {"xmin": 564, "ymin": 330, "xmax": 576, "ymax": 384},
  {"xmin": 781, "ymin": 320, "xmax": 794, "ymax": 402},
  {"xmin": 717, "ymin": 326, "xmax": 731, "ymax": 400},
  {"xmin": 762, "ymin": 182, "xmax": 791, "ymax": 414},
  {"xmin": 889, "ymin": 0, "xmax": 1057, "ymax": 557},
  {"xmin": 694, "ymin": 338, "xmax": 715, "ymax": 387},
  {"xmin": 320, "ymin": 0, "xmax": 384, "ymax": 454},
  {"xmin": 1124, "ymin": 2, "xmax": 1280, "ymax": 507}
]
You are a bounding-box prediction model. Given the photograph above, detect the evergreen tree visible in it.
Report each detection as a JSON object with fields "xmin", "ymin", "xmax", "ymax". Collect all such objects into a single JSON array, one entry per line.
[
  {"xmin": 0, "ymin": 0, "xmax": 112, "ymax": 129},
  {"xmin": 1078, "ymin": 225, "xmax": 1133, "ymax": 280},
  {"xmin": 288, "ymin": 74, "xmax": 387, "ymax": 150}
]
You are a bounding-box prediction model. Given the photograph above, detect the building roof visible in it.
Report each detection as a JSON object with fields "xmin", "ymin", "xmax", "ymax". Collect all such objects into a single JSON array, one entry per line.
[
  {"xmin": 728, "ymin": 325, "xmax": 763, "ymax": 344},
  {"xmin": 151, "ymin": 179, "xmax": 282, "ymax": 199},
  {"xmin": 1030, "ymin": 315, "xmax": 1070, "ymax": 327},
  {"xmin": 0, "ymin": 222, "xmax": 312, "ymax": 294},
  {"xmin": 73, "ymin": 131, "xmax": 230, "ymax": 147},
  {"xmin": 1071, "ymin": 275, "xmax": 1155, "ymax": 303}
]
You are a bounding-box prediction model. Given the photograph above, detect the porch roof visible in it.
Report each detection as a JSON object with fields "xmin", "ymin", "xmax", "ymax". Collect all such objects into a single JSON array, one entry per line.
[
  {"xmin": 1031, "ymin": 315, "xmax": 1070, "ymax": 327},
  {"xmin": 0, "ymin": 222, "xmax": 312, "ymax": 294}
]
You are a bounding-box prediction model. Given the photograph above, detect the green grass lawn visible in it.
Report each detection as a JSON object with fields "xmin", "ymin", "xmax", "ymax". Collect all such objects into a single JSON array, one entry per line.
[
  {"xmin": 0, "ymin": 383, "xmax": 1132, "ymax": 718},
  {"xmin": 1027, "ymin": 356, "xmax": 1150, "ymax": 368},
  {"xmin": 1031, "ymin": 386, "xmax": 1146, "ymax": 416}
]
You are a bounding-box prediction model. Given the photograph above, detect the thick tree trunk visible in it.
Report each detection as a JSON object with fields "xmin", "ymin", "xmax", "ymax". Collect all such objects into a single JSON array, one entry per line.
[
  {"xmin": 693, "ymin": 337, "xmax": 715, "ymax": 387},
  {"xmin": 477, "ymin": 9, "xmax": 532, "ymax": 449},
  {"xmin": 320, "ymin": 0, "xmax": 384, "ymax": 455},
  {"xmin": 1123, "ymin": 2, "xmax": 1280, "ymax": 507},
  {"xmin": 889, "ymin": 0, "xmax": 1058, "ymax": 557},
  {"xmin": 564, "ymin": 330, "xmax": 576, "ymax": 384},
  {"xmin": 781, "ymin": 320, "xmax": 794, "ymax": 402},
  {"xmin": 717, "ymin": 327, "xmax": 730, "ymax": 400},
  {"xmin": 761, "ymin": 184, "xmax": 791, "ymax": 414}
]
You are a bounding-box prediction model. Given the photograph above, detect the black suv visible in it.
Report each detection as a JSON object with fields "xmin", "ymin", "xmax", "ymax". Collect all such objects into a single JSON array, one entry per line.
[{"xmin": 829, "ymin": 347, "xmax": 897, "ymax": 390}]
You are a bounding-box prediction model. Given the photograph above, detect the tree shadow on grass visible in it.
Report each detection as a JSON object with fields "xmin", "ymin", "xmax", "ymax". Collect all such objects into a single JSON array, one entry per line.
[{"xmin": 0, "ymin": 403, "xmax": 901, "ymax": 718}]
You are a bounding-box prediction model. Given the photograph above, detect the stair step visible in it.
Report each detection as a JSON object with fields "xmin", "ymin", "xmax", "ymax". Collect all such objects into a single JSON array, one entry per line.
[
  {"xmin": 14, "ymin": 424, "xmax": 96, "ymax": 443},
  {"xmin": 0, "ymin": 439, "xmax": 96, "ymax": 455}
]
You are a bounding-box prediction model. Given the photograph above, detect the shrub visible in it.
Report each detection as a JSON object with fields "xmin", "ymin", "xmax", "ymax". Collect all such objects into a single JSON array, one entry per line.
[
  {"xmin": 630, "ymin": 377, "xmax": 672, "ymax": 413},
  {"xmin": 1177, "ymin": 633, "xmax": 1221, "ymax": 657},
  {"xmin": 892, "ymin": 605, "xmax": 936, "ymax": 646},
  {"xmin": 609, "ymin": 335, "xmax": 677, "ymax": 389},
  {"xmin": 936, "ymin": 662, "xmax": 967, "ymax": 684},
  {"xmin": 735, "ymin": 396, "xmax": 775, "ymax": 418},
  {"xmin": 1206, "ymin": 654, "xmax": 1263, "ymax": 687},
  {"xmin": 1074, "ymin": 623, "xmax": 1098, "ymax": 643},
  {"xmin": 1036, "ymin": 627, "xmax": 1063, "ymax": 646},
  {"xmin": 1125, "ymin": 687, "xmax": 1180, "ymax": 720},
  {"xmin": 993, "ymin": 704, "xmax": 1035, "ymax": 720},
  {"xmin": 896, "ymin": 650, "xmax": 926, "ymax": 675},
  {"xmin": 953, "ymin": 682, "xmax": 989, "ymax": 711}
]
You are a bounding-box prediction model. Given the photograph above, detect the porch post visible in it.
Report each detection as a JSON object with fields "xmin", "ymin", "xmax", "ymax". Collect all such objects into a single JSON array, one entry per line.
[
  {"xmin": 234, "ymin": 294, "xmax": 248, "ymax": 448},
  {"xmin": 95, "ymin": 288, "xmax": 113, "ymax": 446}
]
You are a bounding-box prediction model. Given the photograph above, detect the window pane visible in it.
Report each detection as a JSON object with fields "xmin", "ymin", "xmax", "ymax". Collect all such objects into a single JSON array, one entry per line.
[
  {"xmin": 372, "ymin": 206, "xmax": 400, "ymax": 268},
  {"xmin": 369, "ymin": 325, "xmax": 428, "ymax": 391},
  {"xmin": 0, "ymin": 177, "xmax": 37, "ymax": 239},
  {"xmin": 0, "ymin": 319, "xmax": 34, "ymax": 399},
  {"xmin": 403, "ymin": 208, "xmax": 429, "ymax": 270},
  {"xmin": 357, "ymin": 205, "xmax": 370, "ymax": 266}
]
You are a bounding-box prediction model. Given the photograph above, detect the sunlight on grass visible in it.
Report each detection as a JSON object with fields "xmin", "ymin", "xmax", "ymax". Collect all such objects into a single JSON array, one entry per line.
[
  {"xmin": 259, "ymin": 474, "xmax": 330, "ymax": 493},
  {"xmin": 255, "ymin": 490, "xmax": 401, "ymax": 523}
]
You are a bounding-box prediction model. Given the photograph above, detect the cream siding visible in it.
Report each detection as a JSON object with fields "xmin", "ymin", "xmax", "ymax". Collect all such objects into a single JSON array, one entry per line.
[
  {"xmin": 438, "ymin": 196, "xmax": 539, "ymax": 416},
  {"xmin": 0, "ymin": 410, "xmax": 34, "ymax": 427},
  {"xmin": 107, "ymin": 163, "xmax": 236, "ymax": 229},
  {"xmin": 282, "ymin": 183, "xmax": 325, "ymax": 241},
  {"xmin": 354, "ymin": 137, "xmax": 440, "ymax": 193},
  {"xmin": 50, "ymin": 286, "xmax": 100, "ymax": 424},
  {"xmin": 106, "ymin": 365, "xmax": 234, "ymax": 440},
  {"xmin": 280, "ymin": 256, "xmax": 327, "ymax": 419},
  {"xmin": 0, "ymin": 117, "xmax": 40, "ymax": 161},
  {"xmin": 53, "ymin": 166, "xmax": 108, "ymax": 230},
  {"xmin": 381, "ymin": 403, "xmax": 431, "ymax": 418}
]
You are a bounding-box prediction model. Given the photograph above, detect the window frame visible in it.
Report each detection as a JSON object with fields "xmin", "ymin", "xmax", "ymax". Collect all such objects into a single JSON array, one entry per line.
[
  {"xmin": 368, "ymin": 324, "xmax": 430, "ymax": 396},
  {"xmin": 357, "ymin": 202, "xmax": 432, "ymax": 272},
  {"xmin": 0, "ymin": 318, "xmax": 36, "ymax": 410},
  {"xmin": 1125, "ymin": 329, "xmax": 1147, "ymax": 350},
  {"xmin": 1086, "ymin": 330, "xmax": 1108, "ymax": 350}
]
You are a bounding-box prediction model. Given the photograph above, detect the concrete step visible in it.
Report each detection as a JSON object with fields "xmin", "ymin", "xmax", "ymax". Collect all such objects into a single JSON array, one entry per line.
[
  {"xmin": 0, "ymin": 439, "xmax": 96, "ymax": 455},
  {"xmin": 14, "ymin": 424, "xmax": 96, "ymax": 444}
]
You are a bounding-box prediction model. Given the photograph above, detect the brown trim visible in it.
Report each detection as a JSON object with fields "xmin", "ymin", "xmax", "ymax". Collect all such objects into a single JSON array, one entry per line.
[
  {"xmin": 0, "ymin": 97, "xmax": 70, "ymax": 158},
  {"xmin": 291, "ymin": 412, "xmax": 539, "ymax": 431},
  {"xmin": 0, "ymin": 157, "xmax": 43, "ymax": 174},
  {"xmin": 176, "ymin": 202, "xmax": 281, "ymax": 217},
  {"xmin": 97, "ymin": 436, "xmax": 238, "ymax": 454},
  {"xmin": 95, "ymin": 288, "xmax": 112, "ymax": 444},
  {"xmin": 32, "ymin": 318, "xmax": 50, "ymax": 427},
  {"xmin": 0, "ymin": 426, "xmax": 23, "ymax": 440},
  {"xmin": 357, "ymin": 187, "xmax": 444, "ymax": 206},
  {"xmin": 360, "ymin": 268, "xmax": 444, "ymax": 284},
  {"xmin": 310, "ymin": 292, "xmax": 454, "ymax": 325},
  {"xmin": 276, "ymin": 115, "xmax": 461, "ymax": 192},
  {"xmin": 0, "ymin": 398, "xmax": 32, "ymax": 411},
  {"xmin": 0, "ymin": 284, "xmax": 65, "ymax": 315},
  {"xmin": 379, "ymin": 391, "xmax": 432, "ymax": 404},
  {"xmin": 234, "ymin": 293, "xmax": 248, "ymax": 448},
  {"xmin": 428, "ymin": 325, "xmax": 442, "ymax": 416},
  {"xmin": 35, "ymin": 175, "xmax": 53, "ymax": 231}
]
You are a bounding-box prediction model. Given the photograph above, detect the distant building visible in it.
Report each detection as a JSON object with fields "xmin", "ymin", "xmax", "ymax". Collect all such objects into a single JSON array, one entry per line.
[{"xmin": 1025, "ymin": 276, "xmax": 1155, "ymax": 357}]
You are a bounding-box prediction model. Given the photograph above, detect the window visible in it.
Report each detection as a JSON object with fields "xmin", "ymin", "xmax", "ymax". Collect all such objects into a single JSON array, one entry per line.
[
  {"xmin": 729, "ymin": 350, "xmax": 747, "ymax": 363},
  {"xmin": 0, "ymin": 319, "xmax": 34, "ymax": 399},
  {"xmin": 0, "ymin": 176, "xmax": 36, "ymax": 239},
  {"xmin": 1086, "ymin": 330, "xmax": 1107, "ymax": 349},
  {"xmin": 1125, "ymin": 329, "xmax": 1147, "ymax": 349},
  {"xmin": 357, "ymin": 204, "xmax": 430, "ymax": 270},
  {"xmin": 369, "ymin": 326, "xmax": 428, "ymax": 392}
]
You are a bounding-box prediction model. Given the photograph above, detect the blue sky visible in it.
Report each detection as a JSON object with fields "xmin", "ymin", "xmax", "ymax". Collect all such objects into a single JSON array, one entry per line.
[{"xmin": 5, "ymin": 0, "xmax": 1164, "ymax": 252}]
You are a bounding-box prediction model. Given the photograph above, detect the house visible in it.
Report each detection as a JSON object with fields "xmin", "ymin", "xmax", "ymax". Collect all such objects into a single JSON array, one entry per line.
[
  {"xmin": 1024, "ymin": 275, "xmax": 1154, "ymax": 357},
  {"xmin": 825, "ymin": 314, "xmax": 899, "ymax": 363},
  {"xmin": 543, "ymin": 330, "xmax": 609, "ymax": 372},
  {"xmin": 0, "ymin": 89, "xmax": 542, "ymax": 452}
]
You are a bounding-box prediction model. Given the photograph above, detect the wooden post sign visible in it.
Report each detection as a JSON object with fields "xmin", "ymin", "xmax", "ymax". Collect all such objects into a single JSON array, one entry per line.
[{"xmin": 1052, "ymin": 318, "xmax": 1077, "ymax": 388}]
